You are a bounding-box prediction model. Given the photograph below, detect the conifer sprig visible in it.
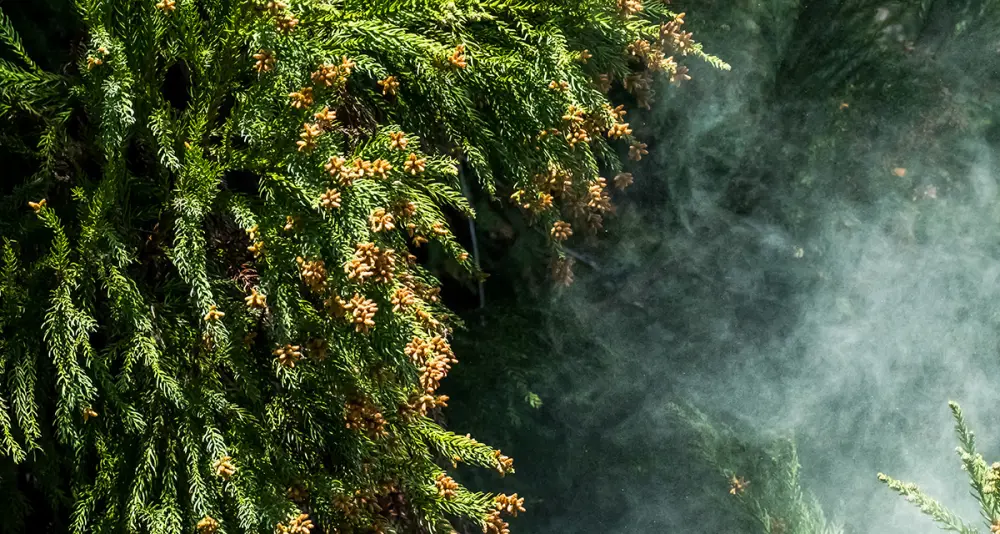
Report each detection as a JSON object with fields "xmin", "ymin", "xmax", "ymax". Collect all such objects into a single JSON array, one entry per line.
[
  {"xmin": 879, "ymin": 402, "xmax": 1000, "ymax": 534},
  {"xmin": 666, "ymin": 403, "xmax": 843, "ymax": 534}
]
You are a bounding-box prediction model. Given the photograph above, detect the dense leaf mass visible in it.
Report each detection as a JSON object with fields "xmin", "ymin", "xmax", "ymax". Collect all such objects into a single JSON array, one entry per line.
[{"xmin": 0, "ymin": 0, "xmax": 722, "ymax": 532}]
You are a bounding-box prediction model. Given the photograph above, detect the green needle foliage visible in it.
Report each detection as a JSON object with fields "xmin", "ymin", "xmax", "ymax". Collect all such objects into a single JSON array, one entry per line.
[
  {"xmin": 666, "ymin": 403, "xmax": 843, "ymax": 534},
  {"xmin": 0, "ymin": 0, "xmax": 724, "ymax": 532},
  {"xmin": 879, "ymin": 402, "xmax": 999, "ymax": 534}
]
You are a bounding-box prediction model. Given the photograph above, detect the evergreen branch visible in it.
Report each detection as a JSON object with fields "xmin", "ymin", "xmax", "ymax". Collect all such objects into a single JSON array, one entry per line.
[
  {"xmin": 877, "ymin": 472, "xmax": 980, "ymax": 534},
  {"xmin": 0, "ymin": 7, "xmax": 39, "ymax": 71}
]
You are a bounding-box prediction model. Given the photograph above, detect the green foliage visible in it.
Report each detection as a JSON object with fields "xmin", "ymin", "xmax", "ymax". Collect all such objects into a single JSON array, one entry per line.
[
  {"xmin": 665, "ymin": 403, "xmax": 843, "ymax": 534},
  {"xmin": 878, "ymin": 402, "xmax": 999, "ymax": 534},
  {"xmin": 0, "ymin": 0, "xmax": 723, "ymax": 532}
]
